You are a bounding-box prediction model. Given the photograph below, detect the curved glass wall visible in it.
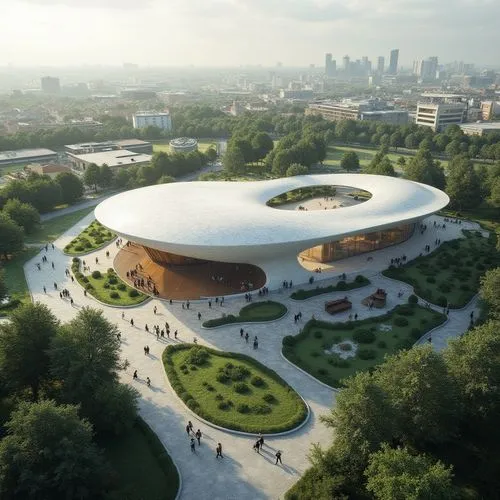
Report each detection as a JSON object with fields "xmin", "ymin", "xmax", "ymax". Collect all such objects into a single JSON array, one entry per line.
[{"xmin": 301, "ymin": 223, "xmax": 415, "ymax": 263}]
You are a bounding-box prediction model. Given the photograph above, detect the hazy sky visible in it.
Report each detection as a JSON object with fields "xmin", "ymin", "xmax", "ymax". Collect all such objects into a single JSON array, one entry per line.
[{"xmin": 2, "ymin": 0, "xmax": 498, "ymax": 67}]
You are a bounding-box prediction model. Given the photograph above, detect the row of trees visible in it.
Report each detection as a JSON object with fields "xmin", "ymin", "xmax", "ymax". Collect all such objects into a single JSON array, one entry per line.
[
  {"xmin": 0, "ymin": 171, "xmax": 84, "ymax": 213},
  {"xmin": 0, "ymin": 304, "xmax": 138, "ymax": 498},
  {"xmin": 288, "ymin": 265, "xmax": 500, "ymax": 500}
]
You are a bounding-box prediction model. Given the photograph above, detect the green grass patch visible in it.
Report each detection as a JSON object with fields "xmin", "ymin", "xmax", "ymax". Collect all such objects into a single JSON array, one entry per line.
[
  {"xmin": 0, "ymin": 247, "xmax": 40, "ymax": 317},
  {"xmin": 282, "ymin": 304, "xmax": 446, "ymax": 388},
  {"xmin": 383, "ymin": 230, "xmax": 499, "ymax": 308},
  {"xmin": 291, "ymin": 275, "xmax": 370, "ymax": 300},
  {"xmin": 71, "ymin": 258, "xmax": 147, "ymax": 306},
  {"xmin": 163, "ymin": 344, "xmax": 307, "ymax": 433},
  {"xmin": 267, "ymin": 185, "xmax": 338, "ymax": 207},
  {"xmin": 25, "ymin": 206, "xmax": 96, "ymax": 244},
  {"xmin": 64, "ymin": 219, "xmax": 116, "ymax": 255},
  {"xmin": 203, "ymin": 300, "xmax": 287, "ymax": 328},
  {"xmin": 102, "ymin": 417, "xmax": 179, "ymax": 500}
]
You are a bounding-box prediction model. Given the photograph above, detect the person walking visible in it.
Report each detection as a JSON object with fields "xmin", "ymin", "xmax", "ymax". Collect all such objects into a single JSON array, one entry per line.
[
  {"xmin": 188, "ymin": 421, "xmax": 194, "ymax": 434},
  {"xmin": 245, "ymin": 332, "xmax": 249, "ymax": 343},
  {"xmin": 195, "ymin": 429, "xmax": 202, "ymax": 446},
  {"xmin": 253, "ymin": 440, "xmax": 260, "ymax": 453},
  {"xmin": 154, "ymin": 305, "xmax": 157, "ymax": 315},
  {"xmin": 275, "ymin": 450, "xmax": 282, "ymax": 465},
  {"xmin": 258, "ymin": 434, "xmax": 264, "ymax": 448},
  {"xmin": 122, "ymin": 311, "xmax": 125, "ymax": 320},
  {"xmin": 240, "ymin": 328, "xmax": 244, "ymax": 338},
  {"xmin": 190, "ymin": 438, "xmax": 196, "ymax": 453},
  {"xmin": 146, "ymin": 377, "xmax": 151, "ymax": 387},
  {"xmin": 133, "ymin": 370, "xmax": 138, "ymax": 380},
  {"xmin": 216, "ymin": 442, "xmax": 223, "ymax": 458},
  {"xmin": 43, "ymin": 286, "xmax": 46, "ymax": 294},
  {"xmin": 198, "ymin": 312, "xmax": 202, "ymax": 320}
]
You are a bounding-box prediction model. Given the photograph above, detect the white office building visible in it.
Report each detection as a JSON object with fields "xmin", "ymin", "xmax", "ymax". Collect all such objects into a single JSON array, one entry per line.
[
  {"xmin": 132, "ymin": 111, "xmax": 172, "ymax": 131},
  {"xmin": 415, "ymin": 103, "xmax": 467, "ymax": 132}
]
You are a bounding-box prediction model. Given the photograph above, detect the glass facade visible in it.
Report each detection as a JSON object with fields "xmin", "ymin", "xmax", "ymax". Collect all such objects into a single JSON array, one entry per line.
[{"xmin": 301, "ymin": 224, "xmax": 415, "ymax": 263}]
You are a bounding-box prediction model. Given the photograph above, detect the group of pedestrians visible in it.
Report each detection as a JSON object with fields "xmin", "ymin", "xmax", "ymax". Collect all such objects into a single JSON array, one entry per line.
[{"xmin": 132, "ymin": 369, "xmax": 151, "ymax": 387}]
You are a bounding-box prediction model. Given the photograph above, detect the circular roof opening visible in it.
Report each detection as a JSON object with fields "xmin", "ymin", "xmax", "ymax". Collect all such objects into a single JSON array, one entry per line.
[{"xmin": 267, "ymin": 185, "xmax": 371, "ymax": 211}]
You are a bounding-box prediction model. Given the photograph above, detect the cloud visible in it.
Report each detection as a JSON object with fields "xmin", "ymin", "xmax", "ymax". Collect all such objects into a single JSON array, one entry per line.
[{"xmin": 19, "ymin": 0, "xmax": 156, "ymax": 9}]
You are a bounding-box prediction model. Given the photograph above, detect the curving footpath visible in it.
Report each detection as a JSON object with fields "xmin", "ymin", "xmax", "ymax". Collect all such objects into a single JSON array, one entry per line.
[{"xmin": 23, "ymin": 212, "xmax": 482, "ymax": 499}]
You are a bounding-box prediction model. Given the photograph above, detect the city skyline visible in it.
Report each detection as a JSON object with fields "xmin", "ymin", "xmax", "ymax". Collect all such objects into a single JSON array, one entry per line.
[{"xmin": 1, "ymin": 0, "xmax": 499, "ymax": 68}]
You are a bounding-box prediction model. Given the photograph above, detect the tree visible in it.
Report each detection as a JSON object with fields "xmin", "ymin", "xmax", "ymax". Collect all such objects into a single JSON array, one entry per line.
[
  {"xmin": 113, "ymin": 168, "xmax": 131, "ymax": 188},
  {"xmin": 479, "ymin": 268, "xmax": 500, "ymax": 318},
  {"xmin": 445, "ymin": 321, "xmax": 500, "ymax": 424},
  {"xmin": 272, "ymin": 149, "xmax": 294, "ymax": 176},
  {"xmin": 373, "ymin": 346, "xmax": 462, "ymax": 445},
  {"xmin": 490, "ymin": 177, "xmax": 500, "ymax": 207},
  {"xmin": 223, "ymin": 146, "xmax": 246, "ymax": 175},
  {"xmin": 2, "ymin": 198, "xmax": 40, "ymax": 234},
  {"xmin": 0, "ymin": 213, "xmax": 24, "ymax": 259},
  {"xmin": 390, "ymin": 132, "xmax": 403, "ymax": 150},
  {"xmin": 0, "ymin": 271, "xmax": 7, "ymax": 303},
  {"xmin": 83, "ymin": 163, "xmax": 100, "ymax": 191},
  {"xmin": 340, "ymin": 151, "xmax": 360, "ymax": 171},
  {"xmin": 365, "ymin": 444, "xmax": 455, "ymax": 500},
  {"xmin": 251, "ymin": 132, "xmax": 274, "ymax": 160},
  {"xmin": 98, "ymin": 164, "xmax": 113, "ymax": 189},
  {"xmin": 405, "ymin": 133, "xmax": 418, "ymax": 149},
  {"xmin": 0, "ymin": 400, "xmax": 105, "ymax": 499},
  {"xmin": 205, "ymin": 147, "xmax": 217, "ymax": 162},
  {"xmin": 56, "ymin": 172, "xmax": 84, "ymax": 204},
  {"xmin": 231, "ymin": 138, "xmax": 254, "ymax": 163},
  {"xmin": 397, "ymin": 156, "xmax": 407, "ymax": 168},
  {"xmin": 0, "ymin": 303, "xmax": 59, "ymax": 400},
  {"xmin": 371, "ymin": 157, "xmax": 396, "ymax": 177},
  {"xmin": 446, "ymin": 154, "xmax": 482, "ymax": 210},
  {"xmin": 404, "ymin": 149, "xmax": 446, "ymax": 189},
  {"xmin": 286, "ymin": 163, "xmax": 309, "ymax": 177},
  {"xmin": 157, "ymin": 175, "xmax": 176, "ymax": 184},
  {"xmin": 445, "ymin": 140, "xmax": 461, "ymax": 157},
  {"xmin": 26, "ymin": 177, "xmax": 62, "ymax": 212}
]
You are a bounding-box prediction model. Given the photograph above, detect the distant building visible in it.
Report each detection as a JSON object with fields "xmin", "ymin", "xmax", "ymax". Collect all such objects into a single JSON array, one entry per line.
[
  {"xmin": 26, "ymin": 163, "xmax": 72, "ymax": 179},
  {"xmin": 415, "ymin": 102, "xmax": 467, "ymax": 132},
  {"xmin": 68, "ymin": 150, "xmax": 152, "ymax": 171},
  {"xmin": 306, "ymin": 99, "xmax": 407, "ymax": 124},
  {"xmin": 377, "ymin": 56, "xmax": 385, "ymax": 74},
  {"xmin": 459, "ymin": 122, "xmax": 500, "ymax": 137},
  {"xmin": 41, "ymin": 76, "xmax": 60, "ymax": 94},
  {"xmin": 64, "ymin": 139, "xmax": 152, "ymax": 156},
  {"xmin": 230, "ymin": 101, "xmax": 245, "ymax": 117},
  {"xmin": 132, "ymin": 111, "xmax": 172, "ymax": 131},
  {"xmin": 169, "ymin": 138, "xmax": 198, "ymax": 154},
  {"xmin": 342, "ymin": 55, "xmax": 350, "ymax": 73},
  {"xmin": 388, "ymin": 49, "xmax": 399, "ymax": 75},
  {"xmin": 0, "ymin": 148, "xmax": 58, "ymax": 166},
  {"xmin": 121, "ymin": 89, "xmax": 157, "ymax": 100},
  {"xmin": 325, "ymin": 53, "xmax": 336, "ymax": 77},
  {"xmin": 17, "ymin": 119, "xmax": 102, "ymax": 132},
  {"xmin": 413, "ymin": 57, "xmax": 438, "ymax": 82},
  {"xmin": 480, "ymin": 101, "xmax": 500, "ymax": 120},
  {"xmin": 279, "ymin": 89, "xmax": 314, "ymax": 100}
]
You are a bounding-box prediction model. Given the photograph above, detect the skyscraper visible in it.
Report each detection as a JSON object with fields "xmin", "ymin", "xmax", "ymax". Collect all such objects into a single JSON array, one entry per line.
[
  {"xmin": 343, "ymin": 55, "xmax": 350, "ymax": 73},
  {"xmin": 388, "ymin": 49, "xmax": 399, "ymax": 75},
  {"xmin": 377, "ymin": 56, "xmax": 385, "ymax": 74},
  {"xmin": 325, "ymin": 53, "xmax": 336, "ymax": 77}
]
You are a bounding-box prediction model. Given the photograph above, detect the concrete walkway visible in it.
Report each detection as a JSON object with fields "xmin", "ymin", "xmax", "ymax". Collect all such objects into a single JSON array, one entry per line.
[{"xmin": 23, "ymin": 213, "xmax": 482, "ymax": 499}]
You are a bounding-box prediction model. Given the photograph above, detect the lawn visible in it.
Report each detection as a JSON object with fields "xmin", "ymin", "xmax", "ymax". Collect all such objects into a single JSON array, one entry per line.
[
  {"xmin": 291, "ymin": 275, "xmax": 370, "ymax": 300},
  {"xmin": 0, "ymin": 247, "xmax": 40, "ymax": 317},
  {"xmin": 163, "ymin": 345, "xmax": 308, "ymax": 433},
  {"xmin": 383, "ymin": 230, "xmax": 499, "ymax": 308},
  {"xmin": 203, "ymin": 300, "xmax": 287, "ymax": 328},
  {"xmin": 102, "ymin": 418, "xmax": 179, "ymax": 500},
  {"xmin": 25, "ymin": 206, "xmax": 96, "ymax": 244},
  {"xmin": 71, "ymin": 259, "xmax": 148, "ymax": 307},
  {"xmin": 282, "ymin": 304, "xmax": 446, "ymax": 388},
  {"xmin": 64, "ymin": 220, "xmax": 116, "ymax": 255}
]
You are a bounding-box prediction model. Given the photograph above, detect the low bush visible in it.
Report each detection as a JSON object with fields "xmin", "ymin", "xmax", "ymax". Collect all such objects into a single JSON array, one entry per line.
[
  {"xmin": 353, "ymin": 329, "xmax": 375, "ymax": 344},
  {"xmin": 252, "ymin": 404, "xmax": 271, "ymax": 415},
  {"xmin": 92, "ymin": 270, "xmax": 101, "ymax": 279},
  {"xmin": 108, "ymin": 276, "xmax": 118, "ymax": 285},
  {"xmin": 237, "ymin": 403, "xmax": 250, "ymax": 414},
  {"xmin": 250, "ymin": 376, "xmax": 265, "ymax": 387},
  {"xmin": 128, "ymin": 289, "xmax": 139, "ymax": 298},
  {"xmin": 336, "ymin": 280, "xmax": 347, "ymax": 290},
  {"xmin": 185, "ymin": 346, "xmax": 209, "ymax": 366},
  {"xmin": 377, "ymin": 340, "xmax": 387, "ymax": 349},
  {"xmin": 313, "ymin": 330, "xmax": 323, "ymax": 339},
  {"xmin": 410, "ymin": 327, "xmax": 422, "ymax": 340},
  {"xmin": 117, "ymin": 283, "xmax": 126, "ymax": 291},
  {"xmin": 109, "ymin": 291, "xmax": 119, "ymax": 299},
  {"xmin": 393, "ymin": 316, "xmax": 409, "ymax": 327},
  {"xmin": 233, "ymin": 382, "xmax": 250, "ymax": 394},
  {"xmin": 262, "ymin": 393, "xmax": 277, "ymax": 404},
  {"xmin": 358, "ymin": 348, "xmax": 377, "ymax": 360}
]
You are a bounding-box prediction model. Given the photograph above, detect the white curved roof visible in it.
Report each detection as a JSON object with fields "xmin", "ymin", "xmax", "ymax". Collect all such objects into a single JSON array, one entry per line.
[{"xmin": 95, "ymin": 174, "xmax": 449, "ymax": 263}]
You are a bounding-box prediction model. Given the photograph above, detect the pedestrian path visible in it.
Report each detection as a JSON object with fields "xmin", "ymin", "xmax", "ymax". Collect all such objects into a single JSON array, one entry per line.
[{"xmin": 23, "ymin": 213, "xmax": 482, "ymax": 500}]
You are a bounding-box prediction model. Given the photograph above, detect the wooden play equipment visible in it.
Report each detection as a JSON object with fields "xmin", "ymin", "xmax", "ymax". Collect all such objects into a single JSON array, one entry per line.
[
  {"xmin": 362, "ymin": 288, "xmax": 387, "ymax": 308},
  {"xmin": 325, "ymin": 298, "xmax": 352, "ymax": 315}
]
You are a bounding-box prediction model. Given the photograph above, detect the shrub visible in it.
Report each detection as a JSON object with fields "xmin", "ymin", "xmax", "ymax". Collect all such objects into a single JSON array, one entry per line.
[
  {"xmin": 410, "ymin": 327, "xmax": 422, "ymax": 340},
  {"xmin": 85, "ymin": 283, "xmax": 93, "ymax": 290},
  {"xmin": 72, "ymin": 257, "xmax": 80, "ymax": 263},
  {"xmin": 252, "ymin": 404, "xmax": 272, "ymax": 415},
  {"xmin": 358, "ymin": 348, "xmax": 377, "ymax": 360},
  {"xmin": 234, "ymin": 382, "xmax": 250, "ymax": 394},
  {"xmin": 318, "ymin": 368, "xmax": 328, "ymax": 376},
  {"xmin": 408, "ymin": 294, "xmax": 418, "ymax": 305},
  {"xmin": 353, "ymin": 329, "xmax": 375, "ymax": 344},
  {"xmin": 397, "ymin": 305, "xmax": 415, "ymax": 316},
  {"xmin": 251, "ymin": 376, "xmax": 265, "ymax": 387},
  {"xmin": 355, "ymin": 274, "xmax": 367, "ymax": 283},
  {"xmin": 262, "ymin": 393, "xmax": 277, "ymax": 404},
  {"xmin": 108, "ymin": 276, "xmax": 118, "ymax": 285},
  {"xmin": 103, "ymin": 283, "xmax": 110, "ymax": 289},
  {"xmin": 81, "ymin": 276, "xmax": 89, "ymax": 283},
  {"xmin": 190, "ymin": 366, "xmax": 198, "ymax": 371},
  {"xmin": 310, "ymin": 351, "xmax": 320, "ymax": 358},
  {"xmin": 426, "ymin": 276, "xmax": 436, "ymax": 284},
  {"xmin": 185, "ymin": 346, "xmax": 209, "ymax": 366},
  {"xmin": 436, "ymin": 296, "xmax": 448, "ymax": 307},
  {"xmin": 206, "ymin": 384, "xmax": 215, "ymax": 392},
  {"xmin": 438, "ymin": 283, "xmax": 452, "ymax": 293},
  {"xmin": 377, "ymin": 340, "xmax": 387, "ymax": 349},
  {"xmin": 282, "ymin": 336, "xmax": 296, "ymax": 347},
  {"xmin": 460, "ymin": 284, "xmax": 470, "ymax": 291},
  {"xmin": 215, "ymin": 394, "xmax": 224, "ymax": 401},
  {"xmin": 216, "ymin": 372, "xmax": 229, "ymax": 384},
  {"xmin": 74, "ymin": 245, "xmax": 84, "ymax": 252},
  {"xmin": 109, "ymin": 291, "xmax": 119, "ymax": 299},
  {"xmin": 336, "ymin": 280, "xmax": 347, "ymax": 290},
  {"xmin": 313, "ymin": 330, "xmax": 323, "ymax": 339},
  {"xmin": 218, "ymin": 401, "xmax": 230, "ymax": 411},
  {"xmin": 339, "ymin": 343, "xmax": 352, "ymax": 351},
  {"xmin": 237, "ymin": 403, "xmax": 250, "ymax": 414},
  {"xmin": 117, "ymin": 283, "xmax": 126, "ymax": 291},
  {"xmin": 393, "ymin": 316, "xmax": 409, "ymax": 327},
  {"xmin": 107, "ymin": 268, "xmax": 114, "ymax": 274},
  {"xmin": 128, "ymin": 289, "xmax": 139, "ymax": 298},
  {"xmin": 92, "ymin": 270, "xmax": 102, "ymax": 279}
]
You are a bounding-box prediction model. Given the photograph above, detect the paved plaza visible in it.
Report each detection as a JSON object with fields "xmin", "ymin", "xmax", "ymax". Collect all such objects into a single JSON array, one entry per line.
[{"xmin": 23, "ymin": 212, "xmax": 483, "ymax": 499}]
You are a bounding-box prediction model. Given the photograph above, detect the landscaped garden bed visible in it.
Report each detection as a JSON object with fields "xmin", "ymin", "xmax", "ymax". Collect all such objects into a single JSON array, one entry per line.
[
  {"xmin": 71, "ymin": 258, "xmax": 147, "ymax": 306},
  {"xmin": 202, "ymin": 300, "xmax": 287, "ymax": 328},
  {"xmin": 163, "ymin": 344, "xmax": 308, "ymax": 433},
  {"xmin": 383, "ymin": 230, "xmax": 499, "ymax": 308},
  {"xmin": 282, "ymin": 303, "xmax": 446, "ymax": 388},
  {"xmin": 64, "ymin": 220, "xmax": 115, "ymax": 255},
  {"xmin": 291, "ymin": 275, "xmax": 370, "ymax": 300}
]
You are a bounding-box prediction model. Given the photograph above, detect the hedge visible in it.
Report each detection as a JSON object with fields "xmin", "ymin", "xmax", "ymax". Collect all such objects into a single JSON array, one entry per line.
[
  {"xmin": 290, "ymin": 275, "xmax": 370, "ymax": 300},
  {"xmin": 162, "ymin": 344, "xmax": 308, "ymax": 434}
]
